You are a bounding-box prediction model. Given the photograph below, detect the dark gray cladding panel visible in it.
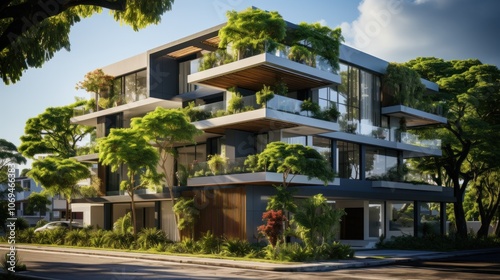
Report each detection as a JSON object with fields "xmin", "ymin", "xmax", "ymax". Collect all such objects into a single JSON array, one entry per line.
[{"xmin": 149, "ymin": 54, "xmax": 178, "ymax": 100}]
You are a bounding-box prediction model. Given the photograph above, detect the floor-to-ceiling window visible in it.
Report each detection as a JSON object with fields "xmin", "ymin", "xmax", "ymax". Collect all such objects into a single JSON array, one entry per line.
[
  {"xmin": 337, "ymin": 141, "xmax": 360, "ymax": 179},
  {"xmin": 365, "ymin": 147, "xmax": 398, "ymax": 181}
]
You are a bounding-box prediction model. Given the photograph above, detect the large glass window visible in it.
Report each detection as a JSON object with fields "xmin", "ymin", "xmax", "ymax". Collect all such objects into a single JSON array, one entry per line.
[
  {"xmin": 312, "ymin": 136, "xmax": 332, "ymax": 164},
  {"xmin": 365, "ymin": 147, "xmax": 398, "ymax": 180},
  {"xmin": 388, "ymin": 201, "xmax": 414, "ymax": 236},
  {"xmin": 337, "ymin": 141, "xmax": 360, "ymax": 179}
]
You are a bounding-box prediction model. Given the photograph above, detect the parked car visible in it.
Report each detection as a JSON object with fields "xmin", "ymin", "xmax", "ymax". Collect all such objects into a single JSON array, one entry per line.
[{"xmin": 34, "ymin": 221, "xmax": 83, "ymax": 232}]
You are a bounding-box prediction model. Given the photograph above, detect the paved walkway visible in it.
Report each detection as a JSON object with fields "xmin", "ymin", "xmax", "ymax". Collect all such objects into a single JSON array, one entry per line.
[{"xmin": 2, "ymin": 244, "xmax": 500, "ymax": 272}]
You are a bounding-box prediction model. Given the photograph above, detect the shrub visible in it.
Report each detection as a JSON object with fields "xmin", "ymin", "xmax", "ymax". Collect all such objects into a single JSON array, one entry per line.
[
  {"xmin": 198, "ymin": 231, "xmax": 222, "ymax": 254},
  {"xmin": 167, "ymin": 238, "xmax": 200, "ymax": 254},
  {"xmin": 316, "ymin": 241, "xmax": 355, "ymax": 260},
  {"xmin": 137, "ymin": 228, "xmax": 168, "ymax": 250},
  {"xmin": 257, "ymin": 210, "xmax": 286, "ymax": 248},
  {"xmin": 46, "ymin": 228, "xmax": 66, "ymax": 245},
  {"xmin": 18, "ymin": 228, "xmax": 36, "ymax": 244},
  {"xmin": 221, "ymin": 238, "xmax": 253, "ymax": 257},
  {"xmin": 89, "ymin": 229, "xmax": 107, "ymax": 248},
  {"xmin": 14, "ymin": 218, "xmax": 30, "ymax": 231},
  {"xmin": 183, "ymin": 101, "xmax": 212, "ymax": 122},
  {"xmin": 113, "ymin": 212, "xmax": 133, "ymax": 234},
  {"xmin": 2, "ymin": 252, "xmax": 27, "ymax": 273},
  {"xmin": 227, "ymin": 90, "xmax": 245, "ymax": 114},
  {"xmin": 264, "ymin": 243, "xmax": 312, "ymax": 262},
  {"xmin": 256, "ymin": 85, "xmax": 274, "ymax": 107},
  {"xmin": 103, "ymin": 231, "xmax": 134, "ymax": 249},
  {"xmin": 65, "ymin": 229, "xmax": 89, "ymax": 247}
]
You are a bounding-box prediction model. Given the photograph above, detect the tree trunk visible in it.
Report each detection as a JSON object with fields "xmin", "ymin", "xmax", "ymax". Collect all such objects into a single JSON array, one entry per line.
[
  {"xmin": 453, "ymin": 200, "xmax": 468, "ymax": 238},
  {"xmin": 130, "ymin": 192, "xmax": 137, "ymax": 237},
  {"xmin": 477, "ymin": 216, "xmax": 493, "ymax": 238}
]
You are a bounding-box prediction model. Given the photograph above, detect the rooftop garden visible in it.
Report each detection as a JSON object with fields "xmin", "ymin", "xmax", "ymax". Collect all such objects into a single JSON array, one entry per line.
[{"xmin": 198, "ymin": 8, "xmax": 344, "ymax": 73}]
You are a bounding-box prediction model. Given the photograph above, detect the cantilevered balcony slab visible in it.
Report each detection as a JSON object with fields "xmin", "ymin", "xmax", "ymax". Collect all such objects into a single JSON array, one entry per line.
[
  {"xmin": 187, "ymin": 53, "xmax": 341, "ymax": 91},
  {"xmin": 382, "ymin": 105, "xmax": 447, "ymax": 127},
  {"xmin": 71, "ymin": 98, "xmax": 181, "ymax": 126},
  {"xmin": 188, "ymin": 171, "xmax": 340, "ymax": 187},
  {"xmin": 193, "ymin": 108, "xmax": 339, "ymax": 135}
]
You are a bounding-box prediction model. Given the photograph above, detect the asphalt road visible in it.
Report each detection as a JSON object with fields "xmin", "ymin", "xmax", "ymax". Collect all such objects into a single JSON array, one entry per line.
[{"xmin": 2, "ymin": 248, "xmax": 500, "ymax": 280}]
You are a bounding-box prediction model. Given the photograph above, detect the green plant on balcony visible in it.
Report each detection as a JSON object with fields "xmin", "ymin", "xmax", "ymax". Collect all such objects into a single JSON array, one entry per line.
[
  {"xmin": 273, "ymin": 78, "xmax": 288, "ymax": 96},
  {"xmin": 219, "ymin": 8, "xmax": 287, "ymax": 59},
  {"xmin": 317, "ymin": 102, "xmax": 340, "ymax": 122},
  {"xmin": 207, "ymin": 154, "xmax": 227, "ymax": 175},
  {"xmin": 77, "ymin": 69, "xmax": 116, "ymax": 110},
  {"xmin": 382, "ymin": 63, "xmax": 426, "ymax": 108},
  {"xmin": 256, "ymin": 85, "xmax": 275, "ymax": 107},
  {"xmin": 227, "ymin": 88, "xmax": 245, "ymax": 114},
  {"xmin": 182, "ymin": 101, "xmax": 212, "ymax": 122},
  {"xmin": 300, "ymin": 98, "xmax": 321, "ymax": 117},
  {"xmin": 198, "ymin": 49, "xmax": 235, "ymax": 71},
  {"xmin": 287, "ymin": 22, "xmax": 344, "ymax": 73}
]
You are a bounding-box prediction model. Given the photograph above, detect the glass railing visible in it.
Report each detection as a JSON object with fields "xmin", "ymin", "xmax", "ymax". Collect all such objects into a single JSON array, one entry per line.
[
  {"xmin": 390, "ymin": 130, "xmax": 441, "ymax": 149},
  {"xmin": 190, "ymin": 44, "xmax": 336, "ymax": 74},
  {"xmin": 266, "ymin": 94, "xmax": 307, "ymax": 116},
  {"xmin": 195, "ymin": 101, "xmax": 225, "ymax": 114},
  {"xmin": 189, "ymin": 157, "xmax": 260, "ymax": 177}
]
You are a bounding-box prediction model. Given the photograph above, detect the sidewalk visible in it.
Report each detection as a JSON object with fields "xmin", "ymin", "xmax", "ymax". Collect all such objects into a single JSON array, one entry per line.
[{"xmin": 2, "ymin": 244, "xmax": 500, "ymax": 272}]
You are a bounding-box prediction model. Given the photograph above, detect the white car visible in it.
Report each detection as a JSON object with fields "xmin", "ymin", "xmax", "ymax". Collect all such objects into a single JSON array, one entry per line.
[{"xmin": 34, "ymin": 221, "xmax": 83, "ymax": 232}]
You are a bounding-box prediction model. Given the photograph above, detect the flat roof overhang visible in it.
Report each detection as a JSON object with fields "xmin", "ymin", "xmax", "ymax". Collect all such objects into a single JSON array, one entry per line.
[
  {"xmin": 188, "ymin": 53, "xmax": 341, "ymax": 91},
  {"xmin": 72, "ymin": 153, "xmax": 99, "ymax": 163},
  {"xmin": 71, "ymin": 98, "xmax": 182, "ymax": 126},
  {"xmin": 193, "ymin": 108, "xmax": 339, "ymax": 136},
  {"xmin": 187, "ymin": 172, "xmax": 340, "ymax": 187},
  {"xmin": 382, "ymin": 105, "xmax": 447, "ymax": 127}
]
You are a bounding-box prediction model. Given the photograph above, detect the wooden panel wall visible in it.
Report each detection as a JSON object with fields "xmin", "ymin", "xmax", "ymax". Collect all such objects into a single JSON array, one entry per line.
[{"xmin": 182, "ymin": 187, "xmax": 246, "ymax": 240}]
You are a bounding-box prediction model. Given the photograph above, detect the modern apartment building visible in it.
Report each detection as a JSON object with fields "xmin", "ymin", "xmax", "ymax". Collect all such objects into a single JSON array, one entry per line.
[{"xmin": 72, "ymin": 18, "xmax": 453, "ymax": 247}]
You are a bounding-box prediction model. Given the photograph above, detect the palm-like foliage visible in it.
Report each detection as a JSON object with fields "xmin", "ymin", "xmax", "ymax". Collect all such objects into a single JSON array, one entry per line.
[{"xmin": 137, "ymin": 228, "xmax": 168, "ymax": 250}]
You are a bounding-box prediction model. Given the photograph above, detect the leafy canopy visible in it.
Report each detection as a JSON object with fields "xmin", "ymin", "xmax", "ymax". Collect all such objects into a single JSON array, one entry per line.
[
  {"xmin": 246, "ymin": 141, "xmax": 335, "ymax": 187},
  {"xmin": 1, "ymin": 0, "xmax": 175, "ymax": 84},
  {"xmin": 28, "ymin": 157, "xmax": 90, "ymax": 198},
  {"xmin": 19, "ymin": 100, "xmax": 94, "ymax": 159}
]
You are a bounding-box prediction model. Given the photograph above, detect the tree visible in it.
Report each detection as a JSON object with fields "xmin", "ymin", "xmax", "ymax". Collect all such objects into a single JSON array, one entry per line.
[
  {"xmin": 257, "ymin": 209, "xmax": 286, "ymax": 248},
  {"xmin": 292, "ymin": 194, "xmax": 345, "ymax": 249},
  {"xmin": 172, "ymin": 197, "xmax": 199, "ymax": 239},
  {"xmin": 245, "ymin": 141, "xmax": 335, "ymax": 243},
  {"xmin": 76, "ymin": 69, "xmax": 115, "ymax": 110},
  {"xmin": 0, "ymin": 138, "xmax": 26, "ymax": 184},
  {"xmin": 98, "ymin": 127, "xmax": 159, "ymax": 236},
  {"xmin": 246, "ymin": 141, "xmax": 335, "ymax": 190},
  {"xmin": 130, "ymin": 107, "xmax": 201, "ymax": 229},
  {"xmin": 26, "ymin": 193, "xmax": 51, "ymax": 220},
  {"xmin": 19, "ymin": 100, "xmax": 94, "ymax": 159},
  {"xmin": 473, "ymin": 169, "xmax": 500, "ymax": 238},
  {"xmin": 0, "ymin": 0, "xmax": 175, "ymax": 84},
  {"xmin": 218, "ymin": 7, "xmax": 287, "ymax": 59},
  {"xmin": 406, "ymin": 57, "xmax": 500, "ymax": 237},
  {"xmin": 28, "ymin": 157, "xmax": 90, "ymax": 227}
]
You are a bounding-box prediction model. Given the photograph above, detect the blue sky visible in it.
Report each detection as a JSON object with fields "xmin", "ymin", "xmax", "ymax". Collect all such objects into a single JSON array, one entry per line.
[{"xmin": 1, "ymin": 0, "xmax": 499, "ymax": 168}]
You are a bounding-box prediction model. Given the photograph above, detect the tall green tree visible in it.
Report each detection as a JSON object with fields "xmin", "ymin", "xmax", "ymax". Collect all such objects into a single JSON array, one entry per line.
[
  {"xmin": 26, "ymin": 192, "xmax": 51, "ymax": 220},
  {"xmin": 28, "ymin": 157, "xmax": 90, "ymax": 226},
  {"xmin": 1, "ymin": 0, "xmax": 175, "ymax": 84},
  {"xmin": 406, "ymin": 57, "xmax": 500, "ymax": 237},
  {"xmin": 218, "ymin": 7, "xmax": 287, "ymax": 59},
  {"xmin": 98, "ymin": 128, "xmax": 159, "ymax": 236},
  {"xmin": 0, "ymin": 138, "xmax": 26, "ymax": 184},
  {"xmin": 245, "ymin": 141, "xmax": 335, "ymax": 243},
  {"xmin": 130, "ymin": 107, "xmax": 201, "ymax": 228},
  {"xmin": 19, "ymin": 100, "xmax": 94, "ymax": 159},
  {"xmin": 246, "ymin": 141, "xmax": 335, "ymax": 190}
]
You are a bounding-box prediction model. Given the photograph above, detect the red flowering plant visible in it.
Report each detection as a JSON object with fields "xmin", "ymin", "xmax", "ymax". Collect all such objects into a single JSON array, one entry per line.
[{"xmin": 257, "ymin": 209, "xmax": 287, "ymax": 248}]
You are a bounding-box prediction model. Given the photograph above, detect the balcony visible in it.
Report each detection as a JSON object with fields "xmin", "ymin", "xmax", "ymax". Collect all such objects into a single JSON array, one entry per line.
[
  {"xmin": 191, "ymin": 94, "xmax": 339, "ymax": 135},
  {"xmin": 188, "ymin": 50, "xmax": 341, "ymax": 92},
  {"xmin": 186, "ymin": 157, "xmax": 339, "ymax": 187},
  {"xmin": 382, "ymin": 105, "xmax": 447, "ymax": 127}
]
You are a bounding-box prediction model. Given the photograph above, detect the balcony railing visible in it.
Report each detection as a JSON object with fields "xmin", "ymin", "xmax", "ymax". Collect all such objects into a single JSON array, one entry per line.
[
  {"xmin": 393, "ymin": 130, "xmax": 442, "ymax": 149},
  {"xmin": 188, "ymin": 157, "xmax": 260, "ymax": 177},
  {"xmin": 190, "ymin": 44, "xmax": 336, "ymax": 74},
  {"xmin": 266, "ymin": 94, "xmax": 308, "ymax": 116}
]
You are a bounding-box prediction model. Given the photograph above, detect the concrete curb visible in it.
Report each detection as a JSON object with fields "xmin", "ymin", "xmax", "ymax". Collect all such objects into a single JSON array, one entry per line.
[{"xmin": 2, "ymin": 244, "xmax": 500, "ymax": 272}]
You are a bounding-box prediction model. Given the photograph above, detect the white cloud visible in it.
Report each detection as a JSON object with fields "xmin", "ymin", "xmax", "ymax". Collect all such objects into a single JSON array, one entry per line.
[{"xmin": 340, "ymin": 0, "xmax": 500, "ymax": 66}]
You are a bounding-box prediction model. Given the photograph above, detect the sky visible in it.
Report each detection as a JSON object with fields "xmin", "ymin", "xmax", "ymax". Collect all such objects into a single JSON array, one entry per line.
[{"xmin": 1, "ymin": 0, "xmax": 499, "ymax": 168}]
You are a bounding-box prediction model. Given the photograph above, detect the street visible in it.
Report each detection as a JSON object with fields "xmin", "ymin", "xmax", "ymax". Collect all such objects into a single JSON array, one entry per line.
[{"xmin": 1, "ymin": 248, "xmax": 500, "ymax": 280}]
